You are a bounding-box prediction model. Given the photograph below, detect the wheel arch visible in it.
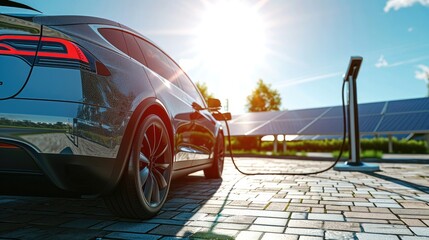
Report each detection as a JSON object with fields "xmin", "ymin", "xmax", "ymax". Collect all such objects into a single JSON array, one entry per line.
[{"xmin": 105, "ymin": 97, "xmax": 174, "ymax": 195}]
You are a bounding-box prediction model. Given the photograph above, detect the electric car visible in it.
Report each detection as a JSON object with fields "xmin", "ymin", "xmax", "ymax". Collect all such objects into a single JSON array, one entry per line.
[{"xmin": 0, "ymin": 12, "xmax": 227, "ymax": 218}]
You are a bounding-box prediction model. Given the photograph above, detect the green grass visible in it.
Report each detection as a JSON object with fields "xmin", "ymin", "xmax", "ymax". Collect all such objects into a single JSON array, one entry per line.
[
  {"xmin": 231, "ymin": 149, "xmax": 383, "ymax": 159},
  {"xmin": 231, "ymin": 150, "xmax": 298, "ymax": 156},
  {"xmin": 231, "ymin": 149, "xmax": 262, "ymax": 155},
  {"xmin": 297, "ymin": 151, "xmax": 308, "ymax": 157},
  {"xmin": 230, "ymin": 137, "xmax": 428, "ymax": 154},
  {"xmin": 332, "ymin": 150, "xmax": 383, "ymax": 159}
]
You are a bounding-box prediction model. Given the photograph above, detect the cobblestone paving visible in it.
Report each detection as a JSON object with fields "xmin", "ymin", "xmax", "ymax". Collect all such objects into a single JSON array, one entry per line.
[{"xmin": 1, "ymin": 157, "xmax": 429, "ymax": 239}]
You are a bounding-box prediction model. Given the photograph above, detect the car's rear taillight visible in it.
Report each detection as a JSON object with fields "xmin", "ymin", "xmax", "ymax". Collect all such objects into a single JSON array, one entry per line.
[
  {"xmin": 0, "ymin": 34, "xmax": 110, "ymax": 76},
  {"xmin": 0, "ymin": 143, "xmax": 19, "ymax": 149},
  {"xmin": 0, "ymin": 35, "xmax": 89, "ymax": 64}
]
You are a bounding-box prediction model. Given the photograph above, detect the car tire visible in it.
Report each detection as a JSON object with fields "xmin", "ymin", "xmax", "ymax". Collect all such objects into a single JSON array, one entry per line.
[
  {"xmin": 204, "ymin": 132, "xmax": 225, "ymax": 179},
  {"xmin": 104, "ymin": 114, "xmax": 173, "ymax": 219}
]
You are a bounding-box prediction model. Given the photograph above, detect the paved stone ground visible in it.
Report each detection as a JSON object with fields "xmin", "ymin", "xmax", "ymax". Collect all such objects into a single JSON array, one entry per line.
[{"xmin": 1, "ymin": 157, "xmax": 429, "ymax": 240}]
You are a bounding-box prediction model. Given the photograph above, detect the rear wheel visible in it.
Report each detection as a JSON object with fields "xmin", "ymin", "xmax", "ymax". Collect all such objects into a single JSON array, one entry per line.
[
  {"xmin": 204, "ymin": 132, "xmax": 225, "ymax": 179},
  {"xmin": 104, "ymin": 114, "xmax": 173, "ymax": 219}
]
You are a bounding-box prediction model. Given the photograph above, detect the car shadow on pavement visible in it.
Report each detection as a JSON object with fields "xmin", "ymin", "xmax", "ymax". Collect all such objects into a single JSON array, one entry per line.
[
  {"xmin": 183, "ymin": 175, "xmax": 246, "ymax": 240},
  {"xmin": 141, "ymin": 174, "xmax": 232, "ymax": 239},
  {"xmin": 0, "ymin": 173, "xmax": 225, "ymax": 239},
  {"xmin": 364, "ymin": 172, "xmax": 429, "ymax": 195}
]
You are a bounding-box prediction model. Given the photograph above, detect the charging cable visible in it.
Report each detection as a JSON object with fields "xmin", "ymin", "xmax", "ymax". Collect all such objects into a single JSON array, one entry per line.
[{"xmin": 217, "ymin": 80, "xmax": 348, "ymax": 176}]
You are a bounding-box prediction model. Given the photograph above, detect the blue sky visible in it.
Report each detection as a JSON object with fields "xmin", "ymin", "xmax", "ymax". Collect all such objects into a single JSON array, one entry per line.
[{"xmin": 3, "ymin": 0, "xmax": 429, "ymax": 113}]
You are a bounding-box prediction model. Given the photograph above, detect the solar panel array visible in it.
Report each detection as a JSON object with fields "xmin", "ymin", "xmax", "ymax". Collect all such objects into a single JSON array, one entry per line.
[{"xmin": 228, "ymin": 97, "xmax": 429, "ymax": 136}]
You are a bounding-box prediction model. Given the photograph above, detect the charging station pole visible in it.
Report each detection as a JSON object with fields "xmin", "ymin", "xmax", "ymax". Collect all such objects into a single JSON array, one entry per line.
[
  {"xmin": 334, "ymin": 57, "xmax": 380, "ymax": 172},
  {"xmin": 349, "ymin": 73, "xmax": 360, "ymax": 165}
]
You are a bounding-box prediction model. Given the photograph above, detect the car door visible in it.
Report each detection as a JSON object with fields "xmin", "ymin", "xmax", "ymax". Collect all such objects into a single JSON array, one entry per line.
[
  {"xmin": 134, "ymin": 36, "xmax": 212, "ymax": 169},
  {"xmin": 170, "ymin": 67, "xmax": 217, "ymax": 167}
]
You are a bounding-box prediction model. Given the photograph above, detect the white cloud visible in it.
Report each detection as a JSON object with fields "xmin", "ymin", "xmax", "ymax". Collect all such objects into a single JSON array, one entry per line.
[
  {"xmin": 415, "ymin": 65, "xmax": 429, "ymax": 82},
  {"xmin": 384, "ymin": 0, "xmax": 429, "ymax": 12},
  {"xmin": 375, "ymin": 55, "xmax": 389, "ymax": 68},
  {"xmin": 389, "ymin": 56, "xmax": 429, "ymax": 67},
  {"xmin": 375, "ymin": 55, "xmax": 429, "ymax": 68},
  {"xmin": 275, "ymin": 72, "xmax": 342, "ymax": 88}
]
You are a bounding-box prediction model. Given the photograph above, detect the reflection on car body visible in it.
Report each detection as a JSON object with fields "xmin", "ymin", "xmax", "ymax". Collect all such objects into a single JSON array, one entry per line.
[{"xmin": 0, "ymin": 10, "xmax": 226, "ymax": 219}]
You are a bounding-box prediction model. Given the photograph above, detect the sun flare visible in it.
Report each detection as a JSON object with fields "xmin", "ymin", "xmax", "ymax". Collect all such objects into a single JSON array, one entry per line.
[{"xmin": 195, "ymin": 1, "xmax": 267, "ymax": 75}]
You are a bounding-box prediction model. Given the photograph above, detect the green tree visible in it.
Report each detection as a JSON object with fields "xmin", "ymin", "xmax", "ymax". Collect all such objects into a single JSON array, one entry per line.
[
  {"xmin": 246, "ymin": 79, "xmax": 282, "ymax": 112},
  {"xmin": 196, "ymin": 81, "xmax": 214, "ymax": 103}
]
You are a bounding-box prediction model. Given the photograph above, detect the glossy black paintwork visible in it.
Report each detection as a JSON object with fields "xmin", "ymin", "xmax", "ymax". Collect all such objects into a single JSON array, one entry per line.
[
  {"xmin": 0, "ymin": 14, "xmax": 221, "ymax": 195},
  {"xmin": 0, "ymin": 15, "xmax": 40, "ymax": 99}
]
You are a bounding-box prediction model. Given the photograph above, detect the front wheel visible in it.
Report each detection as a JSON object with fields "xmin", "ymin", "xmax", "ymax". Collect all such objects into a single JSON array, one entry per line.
[
  {"xmin": 204, "ymin": 132, "xmax": 225, "ymax": 179},
  {"xmin": 104, "ymin": 114, "xmax": 173, "ymax": 219}
]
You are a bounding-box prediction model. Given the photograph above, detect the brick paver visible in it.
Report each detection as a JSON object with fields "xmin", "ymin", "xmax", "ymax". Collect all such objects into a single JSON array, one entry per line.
[{"xmin": 0, "ymin": 157, "xmax": 428, "ymax": 239}]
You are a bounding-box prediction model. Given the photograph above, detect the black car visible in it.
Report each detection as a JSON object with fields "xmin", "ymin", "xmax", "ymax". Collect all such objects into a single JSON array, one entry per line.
[{"xmin": 0, "ymin": 5, "xmax": 227, "ymax": 218}]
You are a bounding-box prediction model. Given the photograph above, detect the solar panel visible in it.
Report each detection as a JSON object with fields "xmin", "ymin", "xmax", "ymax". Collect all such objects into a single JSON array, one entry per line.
[
  {"xmin": 359, "ymin": 102, "xmax": 386, "ymax": 115},
  {"xmin": 323, "ymin": 102, "xmax": 385, "ymax": 118},
  {"xmin": 292, "ymin": 115, "xmax": 380, "ymax": 135},
  {"xmin": 226, "ymin": 122, "xmax": 264, "ymax": 136},
  {"xmin": 277, "ymin": 107, "xmax": 329, "ymax": 120},
  {"xmin": 248, "ymin": 119, "xmax": 313, "ymax": 135},
  {"xmin": 300, "ymin": 117, "xmax": 345, "ymax": 135},
  {"xmin": 243, "ymin": 122, "xmax": 280, "ymax": 136},
  {"xmin": 230, "ymin": 111, "xmax": 284, "ymax": 123},
  {"xmin": 377, "ymin": 112, "xmax": 429, "ymax": 132},
  {"xmin": 228, "ymin": 97, "xmax": 429, "ymax": 136},
  {"xmin": 276, "ymin": 120, "xmax": 314, "ymax": 134},
  {"xmin": 323, "ymin": 106, "xmax": 343, "ymax": 118},
  {"xmin": 359, "ymin": 115, "xmax": 383, "ymax": 133},
  {"xmin": 386, "ymin": 97, "xmax": 429, "ymax": 113}
]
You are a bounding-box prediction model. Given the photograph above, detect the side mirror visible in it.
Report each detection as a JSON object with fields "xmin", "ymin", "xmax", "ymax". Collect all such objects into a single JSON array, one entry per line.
[
  {"xmin": 208, "ymin": 98, "xmax": 221, "ymax": 110},
  {"xmin": 212, "ymin": 112, "xmax": 232, "ymax": 121}
]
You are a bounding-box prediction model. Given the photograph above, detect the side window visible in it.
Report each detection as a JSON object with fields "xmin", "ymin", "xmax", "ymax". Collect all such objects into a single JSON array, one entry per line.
[
  {"xmin": 98, "ymin": 28, "xmax": 128, "ymax": 54},
  {"xmin": 122, "ymin": 33, "xmax": 147, "ymax": 65},
  {"xmin": 181, "ymin": 75, "xmax": 206, "ymax": 106},
  {"xmin": 136, "ymin": 38, "xmax": 179, "ymax": 87},
  {"xmin": 168, "ymin": 61, "xmax": 206, "ymax": 106},
  {"xmin": 136, "ymin": 37, "xmax": 204, "ymax": 106}
]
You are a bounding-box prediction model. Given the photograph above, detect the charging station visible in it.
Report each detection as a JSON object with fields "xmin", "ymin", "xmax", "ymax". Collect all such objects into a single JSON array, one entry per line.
[
  {"xmin": 334, "ymin": 57, "xmax": 380, "ymax": 172},
  {"xmin": 221, "ymin": 56, "xmax": 381, "ymax": 176}
]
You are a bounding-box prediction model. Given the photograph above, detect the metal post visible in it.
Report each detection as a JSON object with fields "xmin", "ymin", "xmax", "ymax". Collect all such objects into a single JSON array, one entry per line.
[
  {"xmin": 388, "ymin": 134, "xmax": 393, "ymax": 153},
  {"xmin": 283, "ymin": 135, "xmax": 287, "ymax": 153},
  {"xmin": 348, "ymin": 75, "xmax": 361, "ymax": 165},
  {"xmin": 334, "ymin": 56, "xmax": 379, "ymax": 172},
  {"xmin": 273, "ymin": 135, "xmax": 278, "ymax": 154}
]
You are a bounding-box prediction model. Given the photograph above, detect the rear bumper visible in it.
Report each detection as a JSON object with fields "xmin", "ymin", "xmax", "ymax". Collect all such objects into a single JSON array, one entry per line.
[
  {"xmin": 0, "ymin": 98, "xmax": 132, "ymax": 195},
  {"xmin": 0, "ymin": 147, "xmax": 118, "ymax": 196}
]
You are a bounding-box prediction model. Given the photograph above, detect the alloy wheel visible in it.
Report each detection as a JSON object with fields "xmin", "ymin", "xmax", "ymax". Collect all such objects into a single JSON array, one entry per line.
[{"xmin": 137, "ymin": 119, "xmax": 172, "ymax": 208}]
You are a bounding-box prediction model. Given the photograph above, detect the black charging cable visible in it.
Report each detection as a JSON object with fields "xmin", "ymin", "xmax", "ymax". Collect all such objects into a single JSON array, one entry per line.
[{"xmin": 217, "ymin": 80, "xmax": 348, "ymax": 176}]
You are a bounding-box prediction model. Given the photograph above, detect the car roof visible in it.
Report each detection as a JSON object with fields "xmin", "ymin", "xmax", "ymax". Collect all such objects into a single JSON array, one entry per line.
[
  {"xmin": 4, "ymin": 13, "xmax": 185, "ymax": 76},
  {"xmin": 32, "ymin": 15, "xmax": 121, "ymax": 27},
  {"xmin": 32, "ymin": 15, "xmax": 146, "ymax": 40}
]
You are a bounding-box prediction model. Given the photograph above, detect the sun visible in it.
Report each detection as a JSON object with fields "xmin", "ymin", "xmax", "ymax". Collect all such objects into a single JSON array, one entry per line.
[{"xmin": 194, "ymin": 0, "xmax": 267, "ymax": 76}]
